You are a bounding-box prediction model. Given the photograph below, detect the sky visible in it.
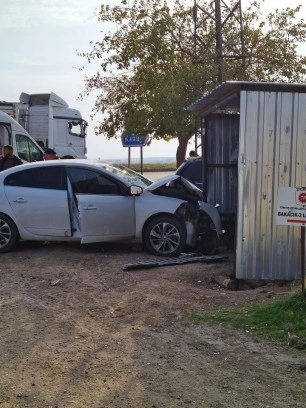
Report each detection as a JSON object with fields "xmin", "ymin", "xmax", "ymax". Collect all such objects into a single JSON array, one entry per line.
[{"xmin": 0, "ymin": 0, "xmax": 305, "ymax": 161}]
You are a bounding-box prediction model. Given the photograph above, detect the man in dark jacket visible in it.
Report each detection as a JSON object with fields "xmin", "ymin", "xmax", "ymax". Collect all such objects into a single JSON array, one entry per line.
[
  {"xmin": 43, "ymin": 148, "xmax": 59, "ymax": 161},
  {"xmin": 0, "ymin": 145, "xmax": 23, "ymax": 171}
]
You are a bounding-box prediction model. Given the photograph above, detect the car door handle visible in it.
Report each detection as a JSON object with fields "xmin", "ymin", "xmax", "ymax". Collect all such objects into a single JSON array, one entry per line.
[
  {"xmin": 84, "ymin": 205, "xmax": 97, "ymax": 210},
  {"xmin": 13, "ymin": 198, "xmax": 28, "ymax": 203}
]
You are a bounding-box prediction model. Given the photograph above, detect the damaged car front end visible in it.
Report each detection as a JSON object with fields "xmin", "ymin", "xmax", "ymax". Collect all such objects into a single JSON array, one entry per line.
[{"xmin": 143, "ymin": 175, "xmax": 222, "ymax": 256}]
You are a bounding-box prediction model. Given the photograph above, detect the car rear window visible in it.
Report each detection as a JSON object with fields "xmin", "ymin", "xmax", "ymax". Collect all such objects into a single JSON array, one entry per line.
[{"xmin": 4, "ymin": 166, "xmax": 67, "ymax": 190}]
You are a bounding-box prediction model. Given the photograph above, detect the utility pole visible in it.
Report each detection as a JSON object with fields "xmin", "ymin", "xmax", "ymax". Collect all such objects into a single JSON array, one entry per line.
[
  {"xmin": 215, "ymin": 0, "xmax": 223, "ymax": 84},
  {"xmin": 193, "ymin": 0, "xmax": 245, "ymax": 85}
]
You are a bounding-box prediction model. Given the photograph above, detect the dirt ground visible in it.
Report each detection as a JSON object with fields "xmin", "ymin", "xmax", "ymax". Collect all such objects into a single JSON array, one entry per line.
[{"xmin": 0, "ymin": 241, "xmax": 305, "ymax": 408}]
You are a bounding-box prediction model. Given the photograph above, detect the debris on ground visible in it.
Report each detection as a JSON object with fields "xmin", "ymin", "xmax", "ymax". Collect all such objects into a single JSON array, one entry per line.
[{"xmin": 122, "ymin": 253, "xmax": 227, "ymax": 271}]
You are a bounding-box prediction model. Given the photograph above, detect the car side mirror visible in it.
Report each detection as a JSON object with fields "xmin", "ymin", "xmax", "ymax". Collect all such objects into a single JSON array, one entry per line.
[{"xmin": 130, "ymin": 185, "xmax": 143, "ymax": 196}]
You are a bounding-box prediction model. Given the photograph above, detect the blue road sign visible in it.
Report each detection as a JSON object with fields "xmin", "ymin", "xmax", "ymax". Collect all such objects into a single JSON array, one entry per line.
[{"xmin": 121, "ymin": 134, "xmax": 149, "ymax": 147}]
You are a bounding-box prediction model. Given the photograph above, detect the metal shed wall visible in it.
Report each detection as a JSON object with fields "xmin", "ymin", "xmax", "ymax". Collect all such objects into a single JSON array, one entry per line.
[
  {"xmin": 203, "ymin": 114, "xmax": 239, "ymax": 215},
  {"xmin": 236, "ymin": 90, "xmax": 306, "ymax": 280}
]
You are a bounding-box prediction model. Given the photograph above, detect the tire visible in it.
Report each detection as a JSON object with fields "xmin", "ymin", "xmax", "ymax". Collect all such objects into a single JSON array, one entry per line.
[
  {"xmin": 143, "ymin": 215, "xmax": 187, "ymax": 257},
  {"xmin": 0, "ymin": 214, "xmax": 19, "ymax": 253}
]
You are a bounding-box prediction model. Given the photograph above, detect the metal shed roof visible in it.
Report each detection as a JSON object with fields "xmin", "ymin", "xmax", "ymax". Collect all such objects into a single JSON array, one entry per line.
[{"xmin": 186, "ymin": 81, "xmax": 306, "ymax": 116}]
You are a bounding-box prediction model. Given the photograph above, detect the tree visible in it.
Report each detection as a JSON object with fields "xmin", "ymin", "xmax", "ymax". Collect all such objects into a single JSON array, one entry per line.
[{"xmin": 79, "ymin": 0, "xmax": 306, "ymax": 167}]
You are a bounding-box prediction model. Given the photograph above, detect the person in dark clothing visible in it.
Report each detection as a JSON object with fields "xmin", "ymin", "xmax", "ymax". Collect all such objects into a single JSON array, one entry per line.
[
  {"xmin": 43, "ymin": 148, "xmax": 59, "ymax": 161},
  {"xmin": 0, "ymin": 145, "xmax": 23, "ymax": 171}
]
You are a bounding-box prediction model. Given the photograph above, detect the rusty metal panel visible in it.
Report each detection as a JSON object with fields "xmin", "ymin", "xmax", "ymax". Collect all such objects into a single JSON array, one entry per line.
[{"xmin": 236, "ymin": 90, "xmax": 306, "ymax": 280}]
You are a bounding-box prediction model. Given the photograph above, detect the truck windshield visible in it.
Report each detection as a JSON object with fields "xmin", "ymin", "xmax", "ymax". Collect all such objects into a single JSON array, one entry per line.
[{"xmin": 68, "ymin": 120, "xmax": 87, "ymax": 138}]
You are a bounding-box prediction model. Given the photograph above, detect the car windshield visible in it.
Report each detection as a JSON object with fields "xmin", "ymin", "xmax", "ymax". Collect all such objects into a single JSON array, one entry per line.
[{"xmin": 99, "ymin": 163, "xmax": 152, "ymax": 188}]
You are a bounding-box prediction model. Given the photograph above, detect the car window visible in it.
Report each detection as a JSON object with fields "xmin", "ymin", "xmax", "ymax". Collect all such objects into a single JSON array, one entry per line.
[
  {"xmin": 66, "ymin": 167, "xmax": 119, "ymax": 195},
  {"xmin": 4, "ymin": 166, "xmax": 67, "ymax": 190}
]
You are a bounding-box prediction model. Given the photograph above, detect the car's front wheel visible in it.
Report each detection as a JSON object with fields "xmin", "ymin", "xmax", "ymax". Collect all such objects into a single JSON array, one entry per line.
[
  {"xmin": 143, "ymin": 215, "xmax": 187, "ymax": 257},
  {"xmin": 0, "ymin": 214, "xmax": 19, "ymax": 253}
]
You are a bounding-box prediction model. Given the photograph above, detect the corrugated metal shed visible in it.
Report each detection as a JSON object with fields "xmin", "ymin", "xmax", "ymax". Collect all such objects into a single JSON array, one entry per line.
[{"xmin": 189, "ymin": 81, "xmax": 306, "ymax": 280}]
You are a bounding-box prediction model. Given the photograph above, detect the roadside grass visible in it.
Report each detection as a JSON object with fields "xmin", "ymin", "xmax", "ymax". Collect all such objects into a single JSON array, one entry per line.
[
  {"xmin": 127, "ymin": 163, "xmax": 177, "ymax": 172},
  {"xmin": 187, "ymin": 291, "xmax": 306, "ymax": 345}
]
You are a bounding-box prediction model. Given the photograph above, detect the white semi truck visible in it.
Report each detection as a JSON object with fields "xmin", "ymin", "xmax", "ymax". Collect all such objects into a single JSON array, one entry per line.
[{"xmin": 0, "ymin": 92, "xmax": 87, "ymax": 159}]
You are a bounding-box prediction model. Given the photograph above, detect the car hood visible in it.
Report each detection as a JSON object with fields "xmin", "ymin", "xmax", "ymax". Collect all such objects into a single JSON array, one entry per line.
[{"xmin": 145, "ymin": 175, "xmax": 203, "ymax": 202}]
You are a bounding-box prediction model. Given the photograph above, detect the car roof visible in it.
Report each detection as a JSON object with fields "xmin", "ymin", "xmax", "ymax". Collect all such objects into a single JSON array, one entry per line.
[
  {"xmin": 0, "ymin": 159, "xmax": 120, "ymax": 179},
  {"xmin": 2, "ymin": 159, "xmax": 106, "ymax": 170},
  {"xmin": 0, "ymin": 159, "xmax": 154, "ymax": 188},
  {"xmin": 176, "ymin": 156, "xmax": 202, "ymax": 170},
  {"xmin": 186, "ymin": 156, "xmax": 202, "ymax": 161},
  {"xmin": 34, "ymin": 159, "xmax": 100, "ymax": 166}
]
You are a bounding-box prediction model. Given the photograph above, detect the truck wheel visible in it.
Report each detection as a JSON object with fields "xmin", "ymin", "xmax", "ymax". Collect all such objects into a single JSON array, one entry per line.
[
  {"xmin": 143, "ymin": 216, "xmax": 186, "ymax": 257},
  {"xmin": 0, "ymin": 214, "xmax": 19, "ymax": 253}
]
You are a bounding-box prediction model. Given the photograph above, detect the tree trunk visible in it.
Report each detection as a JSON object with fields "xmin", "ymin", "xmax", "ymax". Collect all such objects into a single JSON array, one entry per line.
[{"xmin": 176, "ymin": 135, "xmax": 192, "ymax": 168}]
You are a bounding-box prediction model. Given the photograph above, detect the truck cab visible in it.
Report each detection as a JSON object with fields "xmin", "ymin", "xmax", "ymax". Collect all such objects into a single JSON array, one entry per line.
[
  {"xmin": 0, "ymin": 92, "xmax": 88, "ymax": 159},
  {"xmin": 0, "ymin": 111, "xmax": 44, "ymax": 162},
  {"xmin": 19, "ymin": 93, "xmax": 87, "ymax": 158}
]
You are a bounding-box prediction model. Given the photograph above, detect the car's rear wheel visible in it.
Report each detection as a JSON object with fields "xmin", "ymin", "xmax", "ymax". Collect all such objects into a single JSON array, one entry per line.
[
  {"xmin": 0, "ymin": 214, "xmax": 19, "ymax": 253},
  {"xmin": 143, "ymin": 215, "xmax": 187, "ymax": 257}
]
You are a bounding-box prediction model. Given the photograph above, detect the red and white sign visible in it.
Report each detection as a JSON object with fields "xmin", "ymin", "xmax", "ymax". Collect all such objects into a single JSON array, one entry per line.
[
  {"xmin": 296, "ymin": 190, "xmax": 306, "ymax": 206},
  {"xmin": 277, "ymin": 187, "xmax": 306, "ymax": 226}
]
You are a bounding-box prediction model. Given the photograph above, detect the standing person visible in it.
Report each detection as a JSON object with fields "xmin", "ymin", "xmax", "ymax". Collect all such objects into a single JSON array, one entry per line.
[
  {"xmin": 43, "ymin": 148, "xmax": 59, "ymax": 161},
  {"xmin": 0, "ymin": 145, "xmax": 23, "ymax": 172}
]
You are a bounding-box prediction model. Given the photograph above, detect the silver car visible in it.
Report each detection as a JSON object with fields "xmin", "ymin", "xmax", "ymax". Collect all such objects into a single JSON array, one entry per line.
[{"xmin": 0, "ymin": 160, "xmax": 222, "ymax": 256}]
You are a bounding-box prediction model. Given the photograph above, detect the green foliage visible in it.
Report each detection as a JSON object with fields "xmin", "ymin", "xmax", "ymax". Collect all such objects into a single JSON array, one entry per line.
[
  {"xmin": 239, "ymin": 3, "xmax": 306, "ymax": 82},
  {"xmin": 80, "ymin": 0, "xmax": 202, "ymax": 142},
  {"xmin": 79, "ymin": 0, "xmax": 306, "ymax": 153},
  {"xmin": 187, "ymin": 292, "xmax": 306, "ymax": 345}
]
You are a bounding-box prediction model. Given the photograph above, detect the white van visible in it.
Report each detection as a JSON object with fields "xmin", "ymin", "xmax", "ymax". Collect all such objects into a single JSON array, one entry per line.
[{"xmin": 0, "ymin": 111, "xmax": 44, "ymax": 162}]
